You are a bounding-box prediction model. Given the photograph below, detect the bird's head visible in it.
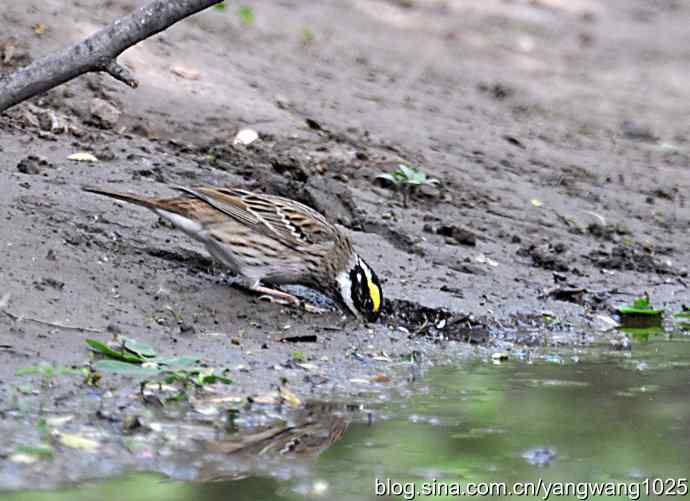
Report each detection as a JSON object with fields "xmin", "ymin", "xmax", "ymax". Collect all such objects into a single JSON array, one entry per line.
[{"xmin": 335, "ymin": 254, "xmax": 383, "ymax": 322}]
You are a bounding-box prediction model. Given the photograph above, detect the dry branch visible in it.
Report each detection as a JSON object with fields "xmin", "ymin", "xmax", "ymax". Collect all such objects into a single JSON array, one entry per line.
[
  {"xmin": 0, "ymin": 0, "xmax": 223, "ymax": 112},
  {"xmin": 2, "ymin": 309, "xmax": 103, "ymax": 333}
]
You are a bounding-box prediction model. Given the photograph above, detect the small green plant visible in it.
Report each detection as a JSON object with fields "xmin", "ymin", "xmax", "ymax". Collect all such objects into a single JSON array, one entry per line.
[
  {"xmin": 617, "ymin": 294, "xmax": 664, "ymax": 329},
  {"xmin": 10, "ymin": 418, "xmax": 56, "ymax": 462},
  {"xmin": 214, "ymin": 3, "xmax": 254, "ymax": 26},
  {"xmin": 16, "ymin": 363, "xmax": 83, "ymax": 391},
  {"xmin": 302, "ymin": 27, "xmax": 315, "ymax": 44},
  {"xmin": 237, "ymin": 5, "xmax": 255, "ymax": 25},
  {"xmin": 86, "ymin": 337, "xmax": 231, "ymax": 401},
  {"xmin": 376, "ymin": 163, "xmax": 439, "ymax": 207},
  {"xmin": 14, "ymin": 445, "xmax": 54, "ymax": 458},
  {"xmin": 617, "ymin": 294, "xmax": 663, "ymax": 316}
]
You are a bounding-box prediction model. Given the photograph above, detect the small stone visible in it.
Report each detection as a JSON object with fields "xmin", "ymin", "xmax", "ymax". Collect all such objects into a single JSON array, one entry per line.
[
  {"xmin": 170, "ymin": 65, "xmax": 201, "ymax": 80},
  {"xmin": 437, "ymin": 224, "xmax": 477, "ymax": 246},
  {"xmin": 17, "ymin": 155, "xmax": 51, "ymax": 175},
  {"xmin": 522, "ymin": 447, "xmax": 557, "ymax": 467},
  {"xmin": 67, "ymin": 152, "xmax": 98, "ymax": 162},
  {"xmin": 179, "ymin": 323, "xmax": 195, "ymax": 334},
  {"xmin": 609, "ymin": 336, "xmax": 631, "ymax": 351},
  {"xmin": 418, "ymin": 184, "xmax": 441, "ymax": 198},
  {"xmin": 34, "ymin": 277, "xmax": 64, "ymax": 290},
  {"xmin": 123, "ymin": 415, "xmax": 142, "ymax": 432},
  {"xmin": 275, "ymin": 94, "xmax": 291, "ymax": 109},
  {"xmin": 370, "ymin": 373, "xmax": 391, "ymax": 383},
  {"xmin": 89, "ymin": 98, "xmax": 121, "ymax": 129},
  {"xmin": 232, "ymin": 128, "xmax": 259, "ymax": 146},
  {"xmin": 20, "ymin": 108, "xmax": 40, "ymax": 128},
  {"xmin": 621, "ymin": 120, "xmax": 657, "ymax": 142},
  {"xmin": 96, "ymin": 146, "xmax": 117, "ymax": 161}
]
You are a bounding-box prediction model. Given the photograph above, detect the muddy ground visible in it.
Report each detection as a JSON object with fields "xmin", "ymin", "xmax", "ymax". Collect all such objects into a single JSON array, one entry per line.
[{"xmin": 0, "ymin": 0, "xmax": 689, "ymax": 487}]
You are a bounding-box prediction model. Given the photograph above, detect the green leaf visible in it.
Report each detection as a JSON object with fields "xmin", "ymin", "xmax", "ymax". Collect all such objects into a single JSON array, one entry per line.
[
  {"xmin": 617, "ymin": 295, "xmax": 663, "ymax": 317},
  {"xmin": 85, "ymin": 339, "xmax": 144, "ymax": 363},
  {"xmin": 58, "ymin": 367, "xmax": 82, "ymax": 376},
  {"xmin": 237, "ymin": 5, "xmax": 254, "ymax": 25},
  {"xmin": 122, "ymin": 337, "xmax": 157, "ymax": 359},
  {"xmin": 36, "ymin": 418, "xmax": 48, "ymax": 436},
  {"xmin": 399, "ymin": 165, "xmax": 427, "ymax": 185},
  {"xmin": 213, "ymin": 1, "xmax": 226, "ymax": 11},
  {"xmin": 14, "ymin": 445, "xmax": 54, "ymax": 458},
  {"xmin": 396, "ymin": 164, "xmax": 415, "ymax": 181},
  {"xmin": 633, "ymin": 295, "xmax": 651, "ymax": 309},
  {"xmin": 674, "ymin": 310, "xmax": 690, "ymax": 319},
  {"xmin": 397, "ymin": 164, "xmax": 415, "ymax": 178},
  {"xmin": 165, "ymin": 392, "xmax": 189, "ymax": 403},
  {"xmin": 302, "ymin": 27, "xmax": 315, "ymax": 43},
  {"xmin": 16, "ymin": 367, "xmax": 42, "ymax": 376},
  {"xmin": 198, "ymin": 374, "xmax": 233, "ymax": 385},
  {"xmin": 94, "ymin": 360, "xmax": 160, "ymax": 376},
  {"xmin": 154, "ymin": 355, "xmax": 199, "ymax": 368}
]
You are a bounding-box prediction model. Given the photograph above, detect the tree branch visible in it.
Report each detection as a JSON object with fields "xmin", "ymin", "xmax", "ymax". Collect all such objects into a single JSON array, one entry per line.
[{"xmin": 0, "ymin": 0, "xmax": 223, "ymax": 113}]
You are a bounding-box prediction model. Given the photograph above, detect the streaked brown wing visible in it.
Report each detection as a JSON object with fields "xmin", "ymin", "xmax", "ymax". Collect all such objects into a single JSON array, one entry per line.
[
  {"xmin": 176, "ymin": 186, "xmax": 339, "ymax": 248},
  {"xmin": 151, "ymin": 196, "xmax": 230, "ymax": 226}
]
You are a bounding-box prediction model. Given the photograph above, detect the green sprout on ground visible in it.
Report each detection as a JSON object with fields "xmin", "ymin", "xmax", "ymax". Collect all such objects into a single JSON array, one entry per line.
[
  {"xmin": 12, "ymin": 418, "xmax": 55, "ymax": 461},
  {"xmin": 237, "ymin": 5, "xmax": 255, "ymax": 25},
  {"xmin": 617, "ymin": 294, "xmax": 664, "ymax": 316},
  {"xmin": 86, "ymin": 336, "xmax": 231, "ymax": 402},
  {"xmin": 302, "ymin": 27, "xmax": 315, "ymax": 44},
  {"xmin": 376, "ymin": 163, "xmax": 439, "ymax": 207},
  {"xmin": 16, "ymin": 363, "xmax": 84, "ymax": 391},
  {"xmin": 14, "ymin": 445, "xmax": 54, "ymax": 459},
  {"xmin": 213, "ymin": 3, "xmax": 254, "ymax": 27},
  {"xmin": 617, "ymin": 294, "xmax": 664, "ymax": 331}
]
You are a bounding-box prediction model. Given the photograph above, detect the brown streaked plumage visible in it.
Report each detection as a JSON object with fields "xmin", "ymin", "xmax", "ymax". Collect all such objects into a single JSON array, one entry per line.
[
  {"xmin": 198, "ymin": 401, "xmax": 351, "ymax": 482},
  {"xmin": 82, "ymin": 185, "xmax": 383, "ymax": 321}
]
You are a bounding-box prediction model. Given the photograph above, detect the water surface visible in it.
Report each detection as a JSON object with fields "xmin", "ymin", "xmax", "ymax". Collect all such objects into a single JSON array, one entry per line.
[{"xmin": 3, "ymin": 336, "xmax": 689, "ymax": 500}]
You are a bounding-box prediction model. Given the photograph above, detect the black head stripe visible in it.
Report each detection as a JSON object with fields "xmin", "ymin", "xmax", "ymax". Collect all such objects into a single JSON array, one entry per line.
[{"xmin": 348, "ymin": 259, "xmax": 383, "ymax": 322}]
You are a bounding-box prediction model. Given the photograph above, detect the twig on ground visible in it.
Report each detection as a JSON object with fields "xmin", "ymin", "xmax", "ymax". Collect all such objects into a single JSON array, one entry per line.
[{"xmin": 1, "ymin": 309, "xmax": 102, "ymax": 333}]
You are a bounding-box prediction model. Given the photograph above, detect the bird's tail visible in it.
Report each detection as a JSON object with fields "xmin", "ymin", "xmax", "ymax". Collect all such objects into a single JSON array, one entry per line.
[{"xmin": 82, "ymin": 185, "xmax": 159, "ymax": 209}]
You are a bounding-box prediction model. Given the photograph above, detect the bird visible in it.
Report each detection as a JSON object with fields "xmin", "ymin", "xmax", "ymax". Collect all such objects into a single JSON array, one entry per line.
[
  {"xmin": 198, "ymin": 401, "xmax": 351, "ymax": 482},
  {"xmin": 82, "ymin": 185, "xmax": 383, "ymax": 321}
]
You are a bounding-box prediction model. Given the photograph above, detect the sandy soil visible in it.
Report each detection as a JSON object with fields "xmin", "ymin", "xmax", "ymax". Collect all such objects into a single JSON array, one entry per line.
[{"xmin": 0, "ymin": 0, "xmax": 689, "ymax": 482}]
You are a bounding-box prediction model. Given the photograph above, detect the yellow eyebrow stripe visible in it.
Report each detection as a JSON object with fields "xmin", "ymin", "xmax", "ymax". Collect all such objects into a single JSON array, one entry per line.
[{"xmin": 368, "ymin": 278, "xmax": 381, "ymax": 313}]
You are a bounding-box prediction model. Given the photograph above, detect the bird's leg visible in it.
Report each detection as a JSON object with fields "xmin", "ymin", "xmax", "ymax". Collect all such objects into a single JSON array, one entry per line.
[
  {"xmin": 245, "ymin": 281, "xmax": 329, "ymax": 313},
  {"xmin": 252, "ymin": 284, "xmax": 302, "ymax": 306}
]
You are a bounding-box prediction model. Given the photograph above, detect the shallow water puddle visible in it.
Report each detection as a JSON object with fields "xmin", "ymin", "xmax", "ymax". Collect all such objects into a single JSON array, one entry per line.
[{"xmin": 2, "ymin": 335, "xmax": 690, "ymax": 500}]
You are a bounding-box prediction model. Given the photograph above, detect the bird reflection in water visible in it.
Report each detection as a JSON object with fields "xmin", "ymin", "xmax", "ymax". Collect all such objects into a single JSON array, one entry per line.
[{"xmin": 196, "ymin": 401, "xmax": 353, "ymax": 483}]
